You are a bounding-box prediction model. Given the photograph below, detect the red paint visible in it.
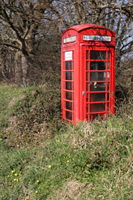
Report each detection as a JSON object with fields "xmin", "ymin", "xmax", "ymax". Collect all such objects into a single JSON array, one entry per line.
[{"xmin": 61, "ymin": 24, "xmax": 116, "ymax": 124}]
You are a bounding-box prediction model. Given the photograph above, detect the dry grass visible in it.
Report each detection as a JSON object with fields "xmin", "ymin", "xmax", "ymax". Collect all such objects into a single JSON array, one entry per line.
[
  {"xmin": 0, "ymin": 83, "xmax": 133, "ymax": 200},
  {"xmin": 47, "ymin": 180, "xmax": 93, "ymax": 200}
]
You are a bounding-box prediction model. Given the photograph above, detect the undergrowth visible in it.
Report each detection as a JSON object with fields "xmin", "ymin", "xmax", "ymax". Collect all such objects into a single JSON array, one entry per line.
[
  {"xmin": 0, "ymin": 73, "xmax": 66, "ymax": 147},
  {"xmin": 0, "ymin": 83, "xmax": 133, "ymax": 200}
]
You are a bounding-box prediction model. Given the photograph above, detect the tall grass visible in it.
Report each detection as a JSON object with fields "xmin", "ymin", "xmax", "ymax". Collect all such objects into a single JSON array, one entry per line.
[{"xmin": 0, "ymin": 83, "xmax": 133, "ymax": 200}]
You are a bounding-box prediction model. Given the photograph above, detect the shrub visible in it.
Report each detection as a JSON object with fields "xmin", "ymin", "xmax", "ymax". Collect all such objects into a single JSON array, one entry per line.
[{"xmin": 12, "ymin": 72, "xmax": 66, "ymax": 137}]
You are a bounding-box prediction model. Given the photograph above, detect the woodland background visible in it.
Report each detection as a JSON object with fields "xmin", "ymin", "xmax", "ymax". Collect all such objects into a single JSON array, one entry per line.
[
  {"xmin": 0, "ymin": 0, "xmax": 133, "ymax": 97},
  {"xmin": 0, "ymin": 1, "xmax": 133, "ymax": 199}
]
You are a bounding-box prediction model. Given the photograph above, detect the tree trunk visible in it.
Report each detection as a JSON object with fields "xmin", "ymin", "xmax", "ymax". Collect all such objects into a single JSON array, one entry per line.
[
  {"xmin": 21, "ymin": 54, "xmax": 28, "ymax": 85},
  {"xmin": 15, "ymin": 51, "xmax": 28, "ymax": 85}
]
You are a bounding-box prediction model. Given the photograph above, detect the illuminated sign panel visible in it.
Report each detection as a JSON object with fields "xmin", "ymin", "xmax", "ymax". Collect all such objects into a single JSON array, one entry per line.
[
  {"xmin": 64, "ymin": 36, "xmax": 76, "ymax": 43},
  {"xmin": 83, "ymin": 35, "xmax": 111, "ymax": 42}
]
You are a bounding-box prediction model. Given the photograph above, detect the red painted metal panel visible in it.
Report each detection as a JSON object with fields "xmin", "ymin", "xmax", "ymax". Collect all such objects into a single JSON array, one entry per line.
[{"xmin": 61, "ymin": 24, "xmax": 116, "ymax": 124}]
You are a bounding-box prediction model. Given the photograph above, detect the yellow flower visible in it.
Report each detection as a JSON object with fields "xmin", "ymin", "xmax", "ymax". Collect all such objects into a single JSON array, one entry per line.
[
  {"xmin": 48, "ymin": 165, "xmax": 52, "ymax": 168},
  {"xmin": 86, "ymin": 164, "xmax": 89, "ymax": 167},
  {"xmin": 67, "ymin": 160, "xmax": 70, "ymax": 163},
  {"xmin": 36, "ymin": 180, "xmax": 40, "ymax": 183},
  {"xmin": 14, "ymin": 173, "xmax": 18, "ymax": 176},
  {"xmin": 14, "ymin": 178, "xmax": 18, "ymax": 182},
  {"xmin": 12, "ymin": 170, "xmax": 16, "ymax": 173},
  {"xmin": 35, "ymin": 191, "xmax": 38, "ymax": 194}
]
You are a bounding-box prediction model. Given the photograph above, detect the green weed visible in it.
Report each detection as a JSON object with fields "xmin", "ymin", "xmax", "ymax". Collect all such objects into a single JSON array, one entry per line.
[{"xmin": 0, "ymin": 83, "xmax": 133, "ymax": 199}]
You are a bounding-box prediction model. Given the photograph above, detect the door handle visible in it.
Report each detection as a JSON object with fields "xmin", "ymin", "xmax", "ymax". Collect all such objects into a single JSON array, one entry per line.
[{"xmin": 82, "ymin": 91, "xmax": 85, "ymax": 96}]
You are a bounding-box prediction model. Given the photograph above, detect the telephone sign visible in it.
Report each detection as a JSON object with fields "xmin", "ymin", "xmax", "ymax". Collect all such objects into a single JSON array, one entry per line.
[
  {"xmin": 61, "ymin": 24, "xmax": 116, "ymax": 124},
  {"xmin": 83, "ymin": 35, "xmax": 111, "ymax": 41}
]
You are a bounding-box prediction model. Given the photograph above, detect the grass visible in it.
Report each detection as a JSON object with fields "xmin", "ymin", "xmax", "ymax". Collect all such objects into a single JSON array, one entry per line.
[
  {"xmin": 0, "ymin": 83, "xmax": 133, "ymax": 200},
  {"xmin": 0, "ymin": 84, "xmax": 35, "ymax": 128}
]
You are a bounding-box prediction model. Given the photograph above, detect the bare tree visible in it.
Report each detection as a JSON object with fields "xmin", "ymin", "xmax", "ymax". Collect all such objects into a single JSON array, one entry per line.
[
  {"xmin": 49, "ymin": 0, "xmax": 133, "ymax": 98},
  {"xmin": 0, "ymin": 0, "xmax": 54, "ymax": 84},
  {"xmin": 0, "ymin": 0, "xmax": 133, "ymax": 84},
  {"xmin": 51, "ymin": 0, "xmax": 133, "ymax": 62}
]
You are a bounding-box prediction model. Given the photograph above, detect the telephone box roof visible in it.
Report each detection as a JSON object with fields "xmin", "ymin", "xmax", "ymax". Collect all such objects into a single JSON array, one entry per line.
[{"xmin": 62, "ymin": 24, "xmax": 116, "ymax": 36}]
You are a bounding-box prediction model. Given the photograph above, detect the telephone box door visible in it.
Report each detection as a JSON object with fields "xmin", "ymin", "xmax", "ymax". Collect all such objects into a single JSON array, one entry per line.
[{"xmin": 81, "ymin": 46, "xmax": 115, "ymax": 121}]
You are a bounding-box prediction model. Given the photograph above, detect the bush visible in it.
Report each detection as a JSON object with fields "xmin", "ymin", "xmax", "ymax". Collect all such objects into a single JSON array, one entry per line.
[{"xmin": 12, "ymin": 72, "xmax": 66, "ymax": 137}]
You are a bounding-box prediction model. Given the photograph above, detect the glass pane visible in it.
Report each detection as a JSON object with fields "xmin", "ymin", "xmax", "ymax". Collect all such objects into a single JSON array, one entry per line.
[
  {"xmin": 86, "ymin": 115, "xmax": 89, "ymax": 121},
  {"xmin": 66, "ymin": 101, "xmax": 73, "ymax": 110},
  {"xmin": 66, "ymin": 111, "xmax": 72, "ymax": 120},
  {"xmin": 90, "ymin": 51, "xmax": 106, "ymax": 60},
  {"xmin": 86, "ymin": 83, "xmax": 90, "ymax": 91},
  {"xmin": 90, "ymin": 114, "xmax": 104, "ymax": 120},
  {"xmin": 90, "ymin": 82, "xmax": 106, "ymax": 91},
  {"xmin": 91, "ymin": 72, "xmax": 106, "ymax": 81},
  {"xmin": 86, "ymin": 50, "xmax": 89, "ymax": 59},
  {"xmin": 107, "ymin": 72, "xmax": 110, "ymax": 80},
  {"xmin": 66, "ymin": 61, "xmax": 72, "ymax": 70},
  {"xmin": 66, "ymin": 92, "xmax": 73, "ymax": 100},
  {"xmin": 86, "ymin": 72, "xmax": 89, "ymax": 81},
  {"xmin": 90, "ymin": 93, "xmax": 105, "ymax": 102},
  {"xmin": 107, "ymin": 93, "xmax": 109, "ymax": 101},
  {"xmin": 65, "ymin": 71, "xmax": 73, "ymax": 80},
  {"xmin": 91, "ymin": 61, "xmax": 105, "ymax": 70},
  {"xmin": 108, "ymin": 51, "xmax": 110, "ymax": 60},
  {"xmin": 106, "ymin": 103, "xmax": 109, "ymax": 110},
  {"xmin": 107, "ymin": 62, "xmax": 110, "ymax": 70},
  {"xmin": 86, "ymin": 93, "xmax": 89, "ymax": 103},
  {"xmin": 66, "ymin": 82, "xmax": 73, "ymax": 90},
  {"xmin": 86, "ymin": 61, "xmax": 89, "ymax": 70},
  {"xmin": 90, "ymin": 103, "xmax": 105, "ymax": 112},
  {"xmin": 86, "ymin": 104, "xmax": 89, "ymax": 113}
]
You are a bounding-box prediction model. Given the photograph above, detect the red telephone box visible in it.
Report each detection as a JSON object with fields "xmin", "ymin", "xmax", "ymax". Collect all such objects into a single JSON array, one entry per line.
[{"xmin": 61, "ymin": 24, "xmax": 116, "ymax": 124}]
